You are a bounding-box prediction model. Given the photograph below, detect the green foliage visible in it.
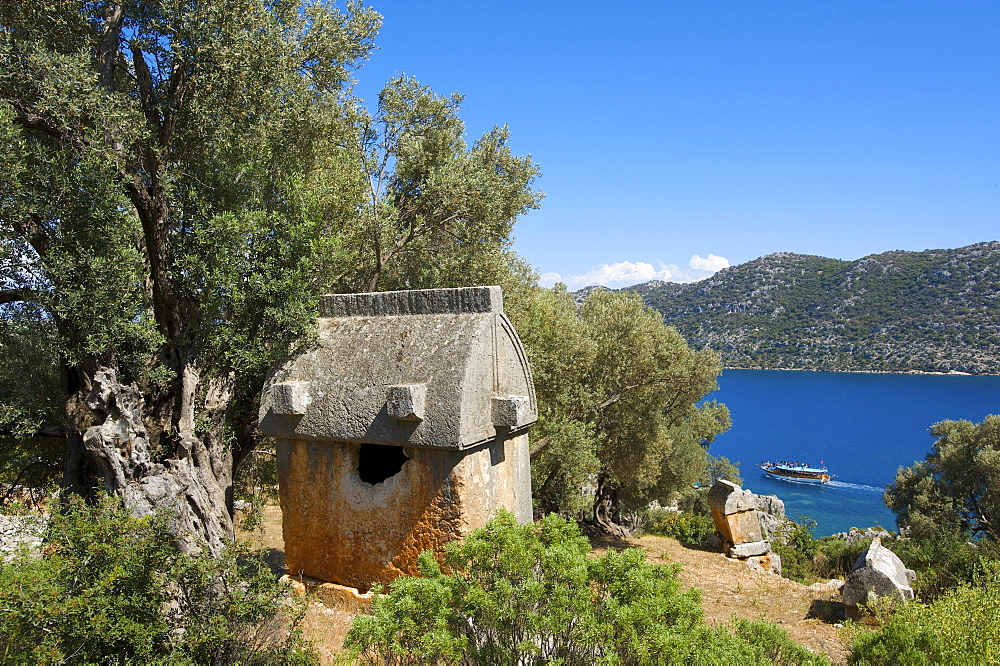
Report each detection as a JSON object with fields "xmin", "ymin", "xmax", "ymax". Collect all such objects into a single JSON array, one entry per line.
[
  {"xmin": 768, "ymin": 527, "xmax": 877, "ymax": 585},
  {"xmin": 674, "ymin": 455, "xmax": 743, "ymax": 517},
  {"xmin": 811, "ymin": 537, "xmax": 872, "ymax": 582},
  {"xmin": 885, "ymin": 415, "xmax": 1000, "ymax": 541},
  {"xmin": 644, "ymin": 509, "xmax": 715, "ymax": 544},
  {"xmin": 340, "ymin": 75, "xmax": 542, "ymax": 292},
  {"xmin": 0, "ymin": 1, "xmax": 542, "ymax": 515},
  {"xmin": 889, "ymin": 530, "xmax": 1000, "ymax": 601},
  {"xmin": 848, "ymin": 563, "xmax": 1000, "ymax": 664},
  {"xmin": 516, "ymin": 286, "xmax": 730, "ymax": 522},
  {"xmin": 0, "ymin": 436, "xmax": 62, "ymax": 505},
  {"xmin": 0, "ymin": 0, "xmax": 381, "ymax": 464},
  {"xmin": 772, "ymin": 517, "xmax": 822, "ymax": 584},
  {"xmin": 703, "ymin": 454, "xmax": 744, "ymax": 487},
  {"xmin": 346, "ymin": 511, "xmax": 826, "ymax": 665},
  {"xmin": 0, "ymin": 494, "xmax": 316, "ymax": 664},
  {"xmin": 232, "ymin": 443, "xmax": 281, "ymax": 531}
]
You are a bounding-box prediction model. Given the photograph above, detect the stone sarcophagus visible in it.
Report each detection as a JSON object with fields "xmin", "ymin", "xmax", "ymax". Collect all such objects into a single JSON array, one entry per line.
[{"xmin": 259, "ymin": 286, "xmax": 536, "ymax": 591}]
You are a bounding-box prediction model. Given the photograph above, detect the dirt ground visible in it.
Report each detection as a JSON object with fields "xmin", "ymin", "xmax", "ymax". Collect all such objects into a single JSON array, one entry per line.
[
  {"xmin": 632, "ymin": 534, "xmax": 850, "ymax": 663},
  {"xmin": 239, "ymin": 505, "xmax": 850, "ymax": 664}
]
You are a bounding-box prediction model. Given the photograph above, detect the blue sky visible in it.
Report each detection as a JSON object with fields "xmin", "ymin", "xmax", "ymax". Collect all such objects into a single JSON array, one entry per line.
[{"xmin": 353, "ymin": 1, "xmax": 1000, "ymax": 289}]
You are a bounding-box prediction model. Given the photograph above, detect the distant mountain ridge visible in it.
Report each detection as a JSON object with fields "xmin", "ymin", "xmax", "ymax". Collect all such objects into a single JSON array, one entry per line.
[{"xmin": 622, "ymin": 241, "xmax": 1000, "ymax": 374}]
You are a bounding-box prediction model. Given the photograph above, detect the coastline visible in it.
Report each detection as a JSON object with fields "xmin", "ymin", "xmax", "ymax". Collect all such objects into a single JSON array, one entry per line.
[{"xmin": 723, "ymin": 366, "xmax": 983, "ymax": 377}]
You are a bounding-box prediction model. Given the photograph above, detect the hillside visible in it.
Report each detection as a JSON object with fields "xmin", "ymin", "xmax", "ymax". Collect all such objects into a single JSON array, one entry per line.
[{"xmin": 627, "ymin": 241, "xmax": 1000, "ymax": 374}]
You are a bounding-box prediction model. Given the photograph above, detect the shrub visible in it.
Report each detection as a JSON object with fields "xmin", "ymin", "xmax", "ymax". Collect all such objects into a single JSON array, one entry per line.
[
  {"xmin": 812, "ymin": 536, "xmax": 872, "ymax": 581},
  {"xmin": 772, "ymin": 517, "xmax": 822, "ymax": 584},
  {"xmin": 645, "ymin": 508, "xmax": 716, "ymax": 544},
  {"xmin": 848, "ymin": 564, "xmax": 1000, "ymax": 664},
  {"xmin": 0, "ymin": 494, "xmax": 316, "ymax": 664},
  {"xmin": 345, "ymin": 510, "xmax": 827, "ymax": 665},
  {"xmin": 889, "ymin": 530, "xmax": 999, "ymax": 601}
]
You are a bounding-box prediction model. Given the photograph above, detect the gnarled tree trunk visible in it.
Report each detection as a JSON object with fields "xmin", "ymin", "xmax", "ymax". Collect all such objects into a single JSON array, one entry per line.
[
  {"xmin": 64, "ymin": 364, "xmax": 233, "ymax": 556},
  {"xmin": 591, "ymin": 473, "xmax": 631, "ymax": 540}
]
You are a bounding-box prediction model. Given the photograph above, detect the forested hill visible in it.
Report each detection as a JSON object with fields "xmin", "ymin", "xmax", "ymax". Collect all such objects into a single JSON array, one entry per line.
[{"xmin": 626, "ymin": 241, "xmax": 1000, "ymax": 374}]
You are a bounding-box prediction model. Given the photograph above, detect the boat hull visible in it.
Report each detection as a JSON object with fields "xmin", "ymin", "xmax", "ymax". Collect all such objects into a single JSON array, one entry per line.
[{"xmin": 762, "ymin": 469, "xmax": 830, "ymax": 484}]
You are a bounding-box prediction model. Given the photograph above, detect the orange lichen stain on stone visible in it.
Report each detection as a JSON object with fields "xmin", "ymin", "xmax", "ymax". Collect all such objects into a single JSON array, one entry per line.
[
  {"xmin": 279, "ymin": 440, "xmax": 471, "ymax": 592},
  {"xmin": 710, "ymin": 506, "xmax": 762, "ymax": 546},
  {"xmin": 389, "ymin": 472, "xmax": 465, "ymax": 580}
]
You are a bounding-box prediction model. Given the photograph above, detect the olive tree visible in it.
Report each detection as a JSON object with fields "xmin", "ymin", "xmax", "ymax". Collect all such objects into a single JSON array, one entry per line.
[
  {"xmin": 0, "ymin": 0, "xmax": 380, "ymax": 552},
  {"xmin": 885, "ymin": 415, "xmax": 1000, "ymax": 540},
  {"xmin": 335, "ymin": 75, "xmax": 542, "ymax": 293},
  {"xmin": 516, "ymin": 286, "xmax": 730, "ymax": 536}
]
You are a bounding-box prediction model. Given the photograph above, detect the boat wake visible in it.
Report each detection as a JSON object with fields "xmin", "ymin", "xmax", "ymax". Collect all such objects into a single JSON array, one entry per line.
[{"xmin": 827, "ymin": 480, "xmax": 884, "ymax": 493}]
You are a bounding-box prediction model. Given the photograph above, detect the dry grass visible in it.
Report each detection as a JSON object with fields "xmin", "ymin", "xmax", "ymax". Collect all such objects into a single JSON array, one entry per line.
[
  {"xmin": 240, "ymin": 505, "xmax": 850, "ymax": 664},
  {"xmin": 634, "ymin": 534, "xmax": 850, "ymax": 664}
]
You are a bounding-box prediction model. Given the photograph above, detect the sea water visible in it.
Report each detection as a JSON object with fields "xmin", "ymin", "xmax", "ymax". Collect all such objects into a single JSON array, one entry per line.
[{"xmin": 707, "ymin": 369, "xmax": 1000, "ymax": 536}]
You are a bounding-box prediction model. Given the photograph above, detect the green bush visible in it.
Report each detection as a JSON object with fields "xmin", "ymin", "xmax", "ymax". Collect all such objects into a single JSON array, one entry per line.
[
  {"xmin": 346, "ymin": 510, "xmax": 827, "ymax": 665},
  {"xmin": 645, "ymin": 508, "xmax": 715, "ymax": 544},
  {"xmin": 849, "ymin": 564, "xmax": 1000, "ymax": 664},
  {"xmin": 772, "ymin": 517, "xmax": 822, "ymax": 584},
  {"xmin": 0, "ymin": 494, "xmax": 316, "ymax": 664},
  {"xmin": 889, "ymin": 531, "xmax": 999, "ymax": 601},
  {"xmin": 812, "ymin": 536, "xmax": 872, "ymax": 581}
]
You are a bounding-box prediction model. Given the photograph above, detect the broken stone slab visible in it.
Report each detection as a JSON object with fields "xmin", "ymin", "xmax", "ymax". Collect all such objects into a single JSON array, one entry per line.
[
  {"xmin": 808, "ymin": 578, "xmax": 846, "ymax": 594},
  {"xmin": 841, "ymin": 538, "xmax": 915, "ymax": 612},
  {"xmin": 728, "ymin": 540, "xmax": 771, "ymax": 558},
  {"xmin": 708, "ymin": 479, "xmax": 763, "ymax": 545},
  {"xmin": 705, "ymin": 532, "xmax": 726, "ymax": 550},
  {"xmin": 281, "ymin": 574, "xmax": 373, "ymax": 613},
  {"xmin": 743, "ymin": 552, "xmax": 780, "ymax": 575}
]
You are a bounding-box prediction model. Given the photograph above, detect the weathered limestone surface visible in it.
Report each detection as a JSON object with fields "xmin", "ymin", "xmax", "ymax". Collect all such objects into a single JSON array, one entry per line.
[
  {"xmin": 706, "ymin": 479, "xmax": 785, "ymax": 574},
  {"xmin": 729, "ymin": 540, "xmax": 771, "ymax": 558},
  {"xmin": 260, "ymin": 286, "xmax": 536, "ymax": 450},
  {"xmin": 841, "ymin": 538, "xmax": 916, "ymax": 609},
  {"xmin": 260, "ymin": 286, "xmax": 536, "ymax": 591},
  {"xmin": 755, "ymin": 494, "xmax": 786, "ymax": 519},
  {"xmin": 0, "ymin": 514, "xmax": 45, "ymax": 562},
  {"xmin": 708, "ymin": 479, "xmax": 763, "ymax": 545},
  {"xmin": 753, "ymin": 493, "xmax": 786, "ymax": 541}
]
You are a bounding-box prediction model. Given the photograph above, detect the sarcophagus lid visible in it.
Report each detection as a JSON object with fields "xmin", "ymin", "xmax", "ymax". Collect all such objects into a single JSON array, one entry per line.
[{"xmin": 259, "ymin": 286, "xmax": 537, "ymax": 449}]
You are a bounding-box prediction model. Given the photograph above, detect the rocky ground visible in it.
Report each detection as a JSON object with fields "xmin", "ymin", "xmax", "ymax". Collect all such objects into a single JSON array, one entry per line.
[{"xmin": 240, "ymin": 504, "xmax": 851, "ymax": 664}]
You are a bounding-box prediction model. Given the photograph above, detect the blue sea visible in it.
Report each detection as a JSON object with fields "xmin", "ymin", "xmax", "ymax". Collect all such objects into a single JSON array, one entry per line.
[{"xmin": 707, "ymin": 369, "xmax": 1000, "ymax": 536}]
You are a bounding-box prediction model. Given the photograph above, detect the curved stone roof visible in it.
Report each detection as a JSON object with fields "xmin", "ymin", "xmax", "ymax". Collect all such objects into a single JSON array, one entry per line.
[{"xmin": 259, "ymin": 287, "xmax": 536, "ymax": 449}]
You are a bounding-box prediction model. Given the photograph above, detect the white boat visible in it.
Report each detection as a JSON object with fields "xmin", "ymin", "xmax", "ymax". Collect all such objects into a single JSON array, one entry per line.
[{"xmin": 759, "ymin": 461, "xmax": 830, "ymax": 484}]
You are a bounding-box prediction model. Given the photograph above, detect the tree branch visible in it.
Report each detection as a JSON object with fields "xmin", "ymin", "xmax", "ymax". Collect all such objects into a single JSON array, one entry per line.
[
  {"xmin": 161, "ymin": 62, "xmax": 189, "ymax": 148},
  {"xmin": 12, "ymin": 214, "xmax": 51, "ymax": 258},
  {"xmin": 529, "ymin": 436, "xmax": 550, "ymax": 458},
  {"xmin": 97, "ymin": 3, "xmax": 125, "ymax": 93},
  {"xmin": 0, "ymin": 288, "xmax": 41, "ymax": 305},
  {"xmin": 593, "ymin": 378, "xmax": 673, "ymax": 413},
  {"xmin": 529, "ymin": 377, "xmax": 675, "ymax": 459},
  {"xmin": 4, "ymin": 103, "xmax": 83, "ymax": 149},
  {"xmin": 131, "ymin": 43, "xmax": 163, "ymax": 134}
]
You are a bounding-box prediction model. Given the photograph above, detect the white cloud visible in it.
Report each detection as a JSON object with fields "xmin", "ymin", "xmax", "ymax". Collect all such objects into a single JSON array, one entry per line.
[
  {"xmin": 541, "ymin": 254, "xmax": 731, "ymax": 290},
  {"xmin": 539, "ymin": 272, "xmax": 563, "ymax": 288},
  {"xmin": 689, "ymin": 253, "xmax": 730, "ymax": 272},
  {"xmin": 549, "ymin": 261, "xmax": 675, "ymax": 290}
]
